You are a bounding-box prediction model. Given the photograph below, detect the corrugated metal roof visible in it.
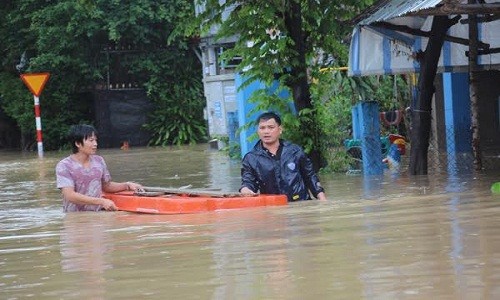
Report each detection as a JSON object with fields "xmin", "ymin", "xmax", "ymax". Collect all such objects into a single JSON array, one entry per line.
[{"xmin": 358, "ymin": 0, "xmax": 444, "ymax": 25}]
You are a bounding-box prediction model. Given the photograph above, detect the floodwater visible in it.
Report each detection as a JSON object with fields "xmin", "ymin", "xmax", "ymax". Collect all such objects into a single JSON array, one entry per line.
[{"xmin": 1, "ymin": 145, "xmax": 499, "ymax": 299}]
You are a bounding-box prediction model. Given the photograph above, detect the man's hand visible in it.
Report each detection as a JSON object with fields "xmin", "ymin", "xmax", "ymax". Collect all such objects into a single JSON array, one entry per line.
[
  {"xmin": 126, "ymin": 181, "xmax": 145, "ymax": 192},
  {"xmin": 317, "ymin": 192, "xmax": 327, "ymax": 201},
  {"xmin": 101, "ymin": 198, "xmax": 118, "ymax": 211},
  {"xmin": 240, "ymin": 187, "xmax": 257, "ymax": 196}
]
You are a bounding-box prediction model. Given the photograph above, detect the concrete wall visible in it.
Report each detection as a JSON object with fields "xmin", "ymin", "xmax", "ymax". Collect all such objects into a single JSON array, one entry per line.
[{"xmin": 203, "ymin": 73, "xmax": 237, "ymax": 137}]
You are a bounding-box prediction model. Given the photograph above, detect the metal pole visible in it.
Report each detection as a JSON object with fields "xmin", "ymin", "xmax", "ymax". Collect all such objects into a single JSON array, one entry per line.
[{"xmin": 34, "ymin": 95, "xmax": 44, "ymax": 157}]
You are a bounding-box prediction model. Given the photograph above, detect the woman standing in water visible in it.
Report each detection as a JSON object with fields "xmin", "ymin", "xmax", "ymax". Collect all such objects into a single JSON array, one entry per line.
[{"xmin": 55, "ymin": 124, "xmax": 143, "ymax": 212}]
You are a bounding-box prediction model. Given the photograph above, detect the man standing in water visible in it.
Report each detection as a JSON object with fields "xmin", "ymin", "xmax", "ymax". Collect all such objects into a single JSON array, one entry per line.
[
  {"xmin": 240, "ymin": 112, "xmax": 326, "ymax": 201},
  {"xmin": 56, "ymin": 124, "xmax": 143, "ymax": 212}
]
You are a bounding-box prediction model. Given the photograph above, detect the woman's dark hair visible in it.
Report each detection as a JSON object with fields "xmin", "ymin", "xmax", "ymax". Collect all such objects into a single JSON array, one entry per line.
[
  {"xmin": 256, "ymin": 111, "xmax": 281, "ymax": 126},
  {"xmin": 67, "ymin": 124, "xmax": 98, "ymax": 153}
]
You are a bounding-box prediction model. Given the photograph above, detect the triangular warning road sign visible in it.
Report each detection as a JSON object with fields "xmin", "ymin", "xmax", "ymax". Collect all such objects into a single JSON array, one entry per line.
[{"xmin": 20, "ymin": 73, "xmax": 50, "ymax": 97}]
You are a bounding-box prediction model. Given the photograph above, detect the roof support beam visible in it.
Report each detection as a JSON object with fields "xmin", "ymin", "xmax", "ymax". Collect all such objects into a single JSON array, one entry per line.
[
  {"xmin": 408, "ymin": 3, "xmax": 500, "ymax": 16},
  {"xmin": 373, "ymin": 20, "xmax": 491, "ymax": 49}
]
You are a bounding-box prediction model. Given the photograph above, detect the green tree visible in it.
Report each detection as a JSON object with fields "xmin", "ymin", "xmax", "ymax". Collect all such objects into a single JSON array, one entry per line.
[
  {"xmin": 0, "ymin": 0, "xmax": 205, "ymax": 150},
  {"xmin": 140, "ymin": 50, "xmax": 206, "ymax": 145},
  {"xmin": 191, "ymin": 0, "xmax": 374, "ymax": 171}
]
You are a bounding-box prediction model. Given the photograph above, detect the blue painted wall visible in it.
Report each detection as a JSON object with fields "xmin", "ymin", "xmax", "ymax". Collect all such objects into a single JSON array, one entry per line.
[
  {"xmin": 236, "ymin": 73, "xmax": 292, "ymax": 157},
  {"xmin": 353, "ymin": 101, "xmax": 383, "ymax": 175},
  {"xmin": 236, "ymin": 74, "xmax": 263, "ymax": 156},
  {"xmin": 443, "ymin": 72, "xmax": 471, "ymax": 153}
]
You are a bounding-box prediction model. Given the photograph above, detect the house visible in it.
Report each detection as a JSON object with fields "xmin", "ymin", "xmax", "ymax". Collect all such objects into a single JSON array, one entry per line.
[{"xmin": 348, "ymin": 0, "xmax": 500, "ymax": 172}]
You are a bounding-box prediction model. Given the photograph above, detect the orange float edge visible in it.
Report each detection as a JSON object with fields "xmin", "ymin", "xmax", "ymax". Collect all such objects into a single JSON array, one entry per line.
[{"xmin": 103, "ymin": 192, "xmax": 288, "ymax": 214}]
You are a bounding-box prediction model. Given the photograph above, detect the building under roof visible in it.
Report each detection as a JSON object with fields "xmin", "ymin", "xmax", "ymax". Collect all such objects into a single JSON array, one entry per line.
[{"xmin": 348, "ymin": 0, "xmax": 500, "ymax": 76}]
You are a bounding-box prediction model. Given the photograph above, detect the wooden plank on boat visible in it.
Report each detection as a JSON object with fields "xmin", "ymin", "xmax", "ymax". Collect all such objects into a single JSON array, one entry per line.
[{"xmin": 142, "ymin": 186, "xmax": 251, "ymax": 198}]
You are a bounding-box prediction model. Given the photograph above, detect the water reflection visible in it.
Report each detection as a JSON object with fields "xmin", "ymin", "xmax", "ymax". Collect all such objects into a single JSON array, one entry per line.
[
  {"xmin": 0, "ymin": 146, "xmax": 499, "ymax": 299},
  {"xmin": 209, "ymin": 208, "xmax": 291, "ymax": 299},
  {"xmin": 60, "ymin": 213, "xmax": 113, "ymax": 299}
]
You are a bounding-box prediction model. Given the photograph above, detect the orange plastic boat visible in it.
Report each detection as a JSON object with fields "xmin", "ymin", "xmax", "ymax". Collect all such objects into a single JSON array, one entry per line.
[{"xmin": 104, "ymin": 191, "xmax": 288, "ymax": 214}]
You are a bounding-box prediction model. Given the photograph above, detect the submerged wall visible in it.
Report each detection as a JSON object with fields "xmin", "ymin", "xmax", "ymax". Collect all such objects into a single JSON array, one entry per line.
[
  {"xmin": 477, "ymin": 70, "xmax": 500, "ymax": 155},
  {"xmin": 0, "ymin": 108, "xmax": 21, "ymax": 150},
  {"xmin": 93, "ymin": 90, "xmax": 152, "ymax": 148}
]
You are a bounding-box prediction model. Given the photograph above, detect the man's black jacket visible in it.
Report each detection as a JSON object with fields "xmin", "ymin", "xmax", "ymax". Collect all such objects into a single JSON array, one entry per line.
[{"xmin": 240, "ymin": 140, "xmax": 324, "ymax": 201}]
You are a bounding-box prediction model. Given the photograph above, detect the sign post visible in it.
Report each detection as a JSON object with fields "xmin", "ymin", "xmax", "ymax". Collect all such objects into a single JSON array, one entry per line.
[{"xmin": 20, "ymin": 73, "xmax": 50, "ymax": 158}]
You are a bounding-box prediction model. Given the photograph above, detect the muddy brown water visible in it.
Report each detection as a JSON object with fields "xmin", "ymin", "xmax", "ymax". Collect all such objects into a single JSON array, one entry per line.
[{"xmin": 1, "ymin": 145, "xmax": 499, "ymax": 299}]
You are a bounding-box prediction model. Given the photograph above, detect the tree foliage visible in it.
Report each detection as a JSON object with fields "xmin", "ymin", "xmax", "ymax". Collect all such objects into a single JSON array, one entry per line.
[
  {"xmin": 0, "ymin": 0, "xmax": 205, "ymax": 150},
  {"xmin": 309, "ymin": 67, "xmax": 410, "ymax": 172},
  {"xmin": 191, "ymin": 0, "xmax": 375, "ymax": 170},
  {"xmin": 140, "ymin": 50, "xmax": 206, "ymax": 145}
]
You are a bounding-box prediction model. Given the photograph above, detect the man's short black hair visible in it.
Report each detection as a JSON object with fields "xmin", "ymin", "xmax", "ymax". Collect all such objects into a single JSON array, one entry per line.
[
  {"xmin": 67, "ymin": 124, "xmax": 97, "ymax": 154},
  {"xmin": 256, "ymin": 111, "xmax": 282, "ymax": 126}
]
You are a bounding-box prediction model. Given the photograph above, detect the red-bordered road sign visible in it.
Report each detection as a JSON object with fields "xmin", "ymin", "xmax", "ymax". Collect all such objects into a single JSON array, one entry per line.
[{"xmin": 20, "ymin": 73, "xmax": 50, "ymax": 97}]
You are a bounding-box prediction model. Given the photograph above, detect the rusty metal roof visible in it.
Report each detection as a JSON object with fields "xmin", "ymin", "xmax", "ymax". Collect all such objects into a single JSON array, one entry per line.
[{"xmin": 357, "ymin": 0, "xmax": 444, "ymax": 25}]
